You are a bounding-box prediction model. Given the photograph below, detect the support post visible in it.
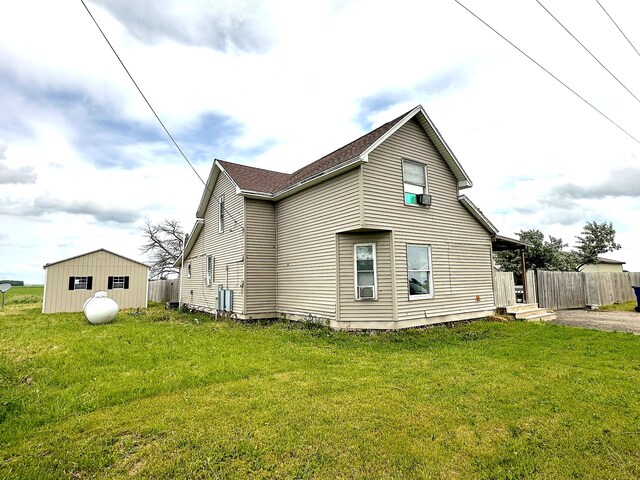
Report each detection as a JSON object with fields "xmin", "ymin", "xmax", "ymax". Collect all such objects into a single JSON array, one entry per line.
[{"xmin": 520, "ymin": 249, "xmax": 527, "ymax": 303}]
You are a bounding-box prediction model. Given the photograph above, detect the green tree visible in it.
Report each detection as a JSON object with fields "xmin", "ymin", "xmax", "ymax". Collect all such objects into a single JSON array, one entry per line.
[
  {"xmin": 573, "ymin": 221, "xmax": 621, "ymax": 270},
  {"xmin": 494, "ymin": 229, "xmax": 575, "ymax": 283}
]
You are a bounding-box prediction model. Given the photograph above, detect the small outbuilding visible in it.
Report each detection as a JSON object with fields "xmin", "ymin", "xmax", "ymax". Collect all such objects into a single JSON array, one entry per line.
[{"xmin": 42, "ymin": 249, "xmax": 149, "ymax": 313}]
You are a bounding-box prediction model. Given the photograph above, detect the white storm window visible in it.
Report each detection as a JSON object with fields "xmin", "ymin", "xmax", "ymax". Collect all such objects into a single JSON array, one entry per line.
[
  {"xmin": 187, "ymin": 262, "xmax": 192, "ymax": 278},
  {"xmin": 402, "ymin": 159, "xmax": 429, "ymax": 206},
  {"xmin": 407, "ymin": 245, "xmax": 433, "ymax": 299},
  {"xmin": 354, "ymin": 243, "xmax": 377, "ymax": 300},
  {"xmin": 218, "ymin": 195, "xmax": 225, "ymax": 233},
  {"xmin": 206, "ymin": 255, "xmax": 214, "ymax": 286}
]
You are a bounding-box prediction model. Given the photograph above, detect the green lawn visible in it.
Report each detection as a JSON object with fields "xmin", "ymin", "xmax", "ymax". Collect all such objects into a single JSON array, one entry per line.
[
  {"xmin": 600, "ymin": 300, "xmax": 638, "ymax": 312},
  {"xmin": 1, "ymin": 285, "xmax": 43, "ymax": 306},
  {"xmin": 1, "ymin": 294, "xmax": 639, "ymax": 479}
]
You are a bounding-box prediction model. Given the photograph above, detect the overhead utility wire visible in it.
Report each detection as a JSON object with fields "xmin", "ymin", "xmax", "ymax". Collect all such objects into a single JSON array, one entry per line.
[
  {"xmin": 595, "ymin": 0, "xmax": 640, "ymax": 59},
  {"xmin": 536, "ymin": 0, "xmax": 640, "ymax": 106},
  {"xmin": 80, "ymin": 0, "xmax": 210, "ymax": 192},
  {"xmin": 453, "ymin": 0, "xmax": 640, "ymax": 146}
]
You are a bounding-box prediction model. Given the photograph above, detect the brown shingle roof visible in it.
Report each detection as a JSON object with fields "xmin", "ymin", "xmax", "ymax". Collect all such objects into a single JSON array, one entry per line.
[
  {"xmin": 217, "ymin": 160, "xmax": 291, "ymax": 193},
  {"xmin": 218, "ymin": 109, "xmax": 410, "ymax": 195}
]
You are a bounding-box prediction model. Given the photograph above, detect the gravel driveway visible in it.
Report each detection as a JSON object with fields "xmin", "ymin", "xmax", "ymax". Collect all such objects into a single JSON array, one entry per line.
[{"xmin": 552, "ymin": 309, "xmax": 640, "ymax": 334}]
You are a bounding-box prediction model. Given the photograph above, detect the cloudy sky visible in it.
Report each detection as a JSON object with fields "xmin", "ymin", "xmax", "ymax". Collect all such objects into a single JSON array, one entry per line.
[{"xmin": 1, "ymin": 0, "xmax": 639, "ymax": 284}]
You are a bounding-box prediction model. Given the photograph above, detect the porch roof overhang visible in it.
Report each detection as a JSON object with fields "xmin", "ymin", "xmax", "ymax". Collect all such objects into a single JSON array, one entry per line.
[
  {"xmin": 336, "ymin": 225, "xmax": 393, "ymax": 234},
  {"xmin": 492, "ymin": 235, "xmax": 531, "ymax": 251}
]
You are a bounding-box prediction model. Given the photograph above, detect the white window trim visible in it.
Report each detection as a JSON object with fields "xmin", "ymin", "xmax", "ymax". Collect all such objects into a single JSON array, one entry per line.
[
  {"xmin": 407, "ymin": 244, "xmax": 434, "ymax": 300},
  {"xmin": 354, "ymin": 242, "xmax": 378, "ymax": 301},
  {"xmin": 206, "ymin": 255, "xmax": 214, "ymax": 286},
  {"xmin": 187, "ymin": 262, "xmax": 192, "ymax": 278},
  {"xmin": 402, "ymin": 158, "xmax": 428, "ymax": 207},
  {"xmin": 74, "ymin": 276, "xmax": 88, "ymax": 290},
  {"xmin": 218, "ymin": 195, "xmax": 225, "ymax": 233},
  {"xmin": 112, "ymin": 276, "xmax": 126, "ymax": 289}
]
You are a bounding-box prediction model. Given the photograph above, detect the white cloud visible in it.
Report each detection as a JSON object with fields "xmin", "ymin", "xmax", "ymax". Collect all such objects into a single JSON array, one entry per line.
[{"xmin": 0, "ymin": 0, "xmax": 640, "ymax": 282}]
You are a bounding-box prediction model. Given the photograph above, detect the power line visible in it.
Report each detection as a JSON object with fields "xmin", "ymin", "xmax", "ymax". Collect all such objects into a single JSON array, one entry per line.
[
  {"xmin": 79, "ymin": 0, "xmax": 210, "ymax": 192},
  {"xmin": 536, "ymin": 0, "xmax": 640, "ymax": 106},
  {"xmin": 453, "ymin": 0, "xmax": 640, "ymax": 146},
  {"xmin": 595, "ymin": 0, "xmax": 640, "ymax": 59}
]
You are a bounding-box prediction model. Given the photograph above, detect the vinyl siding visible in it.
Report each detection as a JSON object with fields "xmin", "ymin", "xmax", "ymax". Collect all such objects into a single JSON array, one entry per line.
[
  {"xmin": 362, "ymin": 119, "xmax": 495, "ymax": 326},
  {"xmin": 42, "ymin": 251, "xmax": 148, "ymax": 313},
  {"xmin": 244, "ymin": 198, "xmax": 277, "ymax": 315},
  {"xmin": 276, "ymin": 168, "xmax": 360, "ymax": 319},
  {"xmin": 180, "ymin": 172, "xmax": 245, "ymax": 313},
  {"xmin": 337, "ymin": 232, "xmax": 394, "ymax": 329}
]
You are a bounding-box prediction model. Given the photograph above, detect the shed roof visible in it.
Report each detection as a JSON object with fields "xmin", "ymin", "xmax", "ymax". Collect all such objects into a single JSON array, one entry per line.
[
  {"xmin": 592, "ymin": 256, "xmax": 625, "ymax": 265},
  {"xmin": 43, "ymin": 248, "xmax": 150, "ymax": 270}
]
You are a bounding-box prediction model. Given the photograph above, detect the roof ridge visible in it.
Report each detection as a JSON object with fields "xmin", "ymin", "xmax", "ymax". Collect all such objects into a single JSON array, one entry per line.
[{"xmin": 219, "ymin": 106, "xmax": 416, "ymax": 195}]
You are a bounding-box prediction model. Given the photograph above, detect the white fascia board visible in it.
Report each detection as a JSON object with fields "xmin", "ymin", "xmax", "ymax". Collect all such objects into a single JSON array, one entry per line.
[
  {"xmin": 272, "ymin": 156, "xmax": 366, "ymax": 200},
  {"xmin": 174, "ymin": 218, "xmax": 204, "ymax": 267},
  {"xmin": 417, "ymin": 106, "xmax": 473, "ymax": 189},
  {"xmin": 237, "ymin": 156, "xmax": 367, "ymax": 201},
  {"xmin": 458, "ymin": 195, "xmax": 498, "ymax": 235},
  {"xmin": 196, "ymin": 160, "xmax": 245, "ymax": 218},
  {"xmin": 361, "ymin": 105, "xmax": 473, "ymax": 189}
]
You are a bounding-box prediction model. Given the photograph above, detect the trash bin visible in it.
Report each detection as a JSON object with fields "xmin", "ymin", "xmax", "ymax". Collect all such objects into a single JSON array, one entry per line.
[{"xmin": 632, "ymin": 286, "xmax": 640, "ymax": 313}]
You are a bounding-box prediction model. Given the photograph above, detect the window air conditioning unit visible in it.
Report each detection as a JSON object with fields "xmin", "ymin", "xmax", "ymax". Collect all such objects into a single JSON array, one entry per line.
[
  {"xmin": 417, "ymin": 194, "xmax": 432, "ymax": 206},
  {"xmin": 358, "ymin": 286, "xmax": 375, "ymax": 299}
]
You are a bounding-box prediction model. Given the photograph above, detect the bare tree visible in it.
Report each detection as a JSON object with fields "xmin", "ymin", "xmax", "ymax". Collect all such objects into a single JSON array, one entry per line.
[{"xmin": 140, "ymin": 218, "xmax": 185, "ymax": 279}]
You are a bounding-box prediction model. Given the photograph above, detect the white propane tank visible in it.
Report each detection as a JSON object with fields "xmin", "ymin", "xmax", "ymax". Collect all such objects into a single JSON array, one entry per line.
[{"xmin": 83, "ymin": 291, "xmax": 118, "ymax": 324}]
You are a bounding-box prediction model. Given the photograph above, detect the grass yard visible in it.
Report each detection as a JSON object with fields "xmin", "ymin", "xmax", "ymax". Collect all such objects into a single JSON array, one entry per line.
[
  {"xmin": 1, "ymin": 291, "xmax": 639, "ymax": 479},
  {"xmin": 600, "ymin": 300, "xmax": 638, "ymax": 312},
  {"xmin": 1, "ymin": 285, "xmax": 43, "ymax": 306}
]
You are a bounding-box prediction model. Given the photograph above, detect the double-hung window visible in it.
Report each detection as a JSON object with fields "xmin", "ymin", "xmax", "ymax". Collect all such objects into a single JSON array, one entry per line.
[
  {"xmin": 354, "ymin": 243, "xmax": 377, "ymax": 300},
  {"xmin": 69, "ymin": 276, "xmax": 92, "ymax": 290},
  {"xmin": 218, "ymin": 195, "xmax": 225, "ymax": 233},
  {"xmin": 407, "ymin": 244, "xmax": 433, "ymax": 299},
  {"xmin": 402, "ymin": 159, "xmax": 429, "ymax": 206},
  {"xmin": 206, "ymin": 255, "xmax": 214, "ymax": 286},
  {"xmin": 108, "ymin": 276, "xmax": 129, "ymax": 289}
]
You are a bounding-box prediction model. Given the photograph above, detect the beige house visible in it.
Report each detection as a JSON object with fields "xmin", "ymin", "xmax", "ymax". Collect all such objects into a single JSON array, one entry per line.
[
  {"xmin": 177, "ymin": 105, "xmax": 501, "ymax": 330},
  {"xmin": 43, "ymin": 249, "xmax": 149, "ymax": 313},
  {"xmin": 578, "ymin": 257, "xmax": 625, "ymax": 273}
]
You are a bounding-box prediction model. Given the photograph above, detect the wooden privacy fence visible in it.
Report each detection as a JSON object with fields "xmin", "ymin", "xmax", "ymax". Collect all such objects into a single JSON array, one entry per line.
[
  {"xmin": 494, "ymin": 271, "xmax": 516, "ymax": 307},
  {"xmin": 148, "ymin": 279, "xmax": 180, "ymax": 303},
  {"xmin": 536, "ymin": 271, "xmax": 640, "ymax": 310},
  {"xmin": 493, "ymin": 270, "xmax": 538, "ymax": 307}
]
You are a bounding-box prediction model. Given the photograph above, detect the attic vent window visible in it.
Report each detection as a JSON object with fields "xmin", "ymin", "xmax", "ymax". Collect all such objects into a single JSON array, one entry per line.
[{"xmin": 402, "ymin": 159, "xmax": 429, "ymax": 206}]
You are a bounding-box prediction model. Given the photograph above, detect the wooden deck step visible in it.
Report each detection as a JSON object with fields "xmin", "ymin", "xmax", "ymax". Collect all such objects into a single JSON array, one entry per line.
[{"xmin": 497, "ymin": 303, "xmax": 556, "ymax": 322}]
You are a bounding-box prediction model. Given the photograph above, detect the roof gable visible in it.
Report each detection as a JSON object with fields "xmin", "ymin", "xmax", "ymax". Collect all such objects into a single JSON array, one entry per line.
[
  {"xmin": 44, "ymin": 248, "xmax": 150, "ymax": 269},
  {"xmin": 193, "ymin": 105, "xmax": 474, "ymax": 209}
]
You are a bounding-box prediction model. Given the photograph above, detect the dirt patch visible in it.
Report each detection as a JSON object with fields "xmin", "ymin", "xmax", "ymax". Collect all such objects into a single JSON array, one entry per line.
[{"xmin": 552, "ymin": 309, "xmax": 640, "ymax": 334}]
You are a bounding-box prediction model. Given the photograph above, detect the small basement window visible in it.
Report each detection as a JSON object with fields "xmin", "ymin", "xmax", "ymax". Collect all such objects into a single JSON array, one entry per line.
[
  {"xmin": 402, "ymin": 159, "xmax": 429, "ymax": 206},
  {"xmin": 354, "ymin": 243, "xmax": 377, "ymax": 300}
]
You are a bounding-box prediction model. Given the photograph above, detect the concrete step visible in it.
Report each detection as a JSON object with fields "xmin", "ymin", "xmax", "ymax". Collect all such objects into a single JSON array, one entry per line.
[
  {"xmin": 513, "ymin": 307, "xmax": 552, "ymax": 320},
  {"xmin": 501, "ymin": 303, "xmax": 540, "ymax": 314},
  {"xmin": 519, "ymin": 311, "xmax": 557, "ymax": 322}
]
